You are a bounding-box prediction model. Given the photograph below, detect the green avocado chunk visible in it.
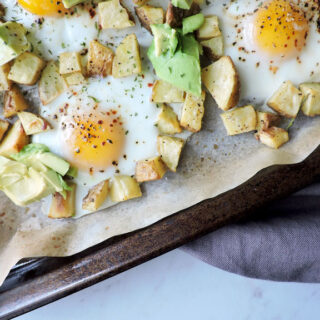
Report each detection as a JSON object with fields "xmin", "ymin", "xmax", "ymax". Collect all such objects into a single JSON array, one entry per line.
[
  {"xmin": 148, "ymin": 31, "xmax": 202, "ymax": 97},
  {"xmin": 0, "ymin": 22, "xmax": 30, "ymax": 66},
  {"xmin": 151, "ymin": 24, "xmax": 178, "ymax": 57},
  {"xmin": 62, "ymin": 0, "xmax": 86, "ymax": 9},
  {"xmin": 182, "ymin": 13, "xmax": 205, "ymax": 35},
  {"xmin": 36, "ymin": 153, "xmax": 70, "ymax": 176},
  {"xmin": 172, "ymin": 0, "xmax": 193, "ymax": 10}
]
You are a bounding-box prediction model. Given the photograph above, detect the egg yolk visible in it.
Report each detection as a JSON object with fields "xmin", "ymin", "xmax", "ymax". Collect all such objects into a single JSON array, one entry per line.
[
  {"xmin": 18, "ymin": 0, "xmax": 68, "ymax": 16},
  {"xmin": 253, "ymin": 0, "xmax": 309, "ymax": 58},
  {"xmin": 65, "ymin": 111, "xmax": 125, "ymax": 172}
]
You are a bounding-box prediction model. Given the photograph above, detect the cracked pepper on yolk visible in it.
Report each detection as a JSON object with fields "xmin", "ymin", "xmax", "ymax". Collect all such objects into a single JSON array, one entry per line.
[
  {"xmin": 65, "ymin": 111, "xmax": 125, "ymax": 171},
  {"xmin": 253, "ymin": 0, "xmax": 309, "ymax": 58},
  {"xmin": 18, "ymin": 0, "xmax": 69, "ymax": 16}
]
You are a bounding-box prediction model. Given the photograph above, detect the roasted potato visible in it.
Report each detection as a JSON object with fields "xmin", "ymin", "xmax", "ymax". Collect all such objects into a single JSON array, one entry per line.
[
  {"xmin": 135, "ymin": 156, "xmax": 167, "ymax": 182},
  {"xmin": 0, "ymin": 120, "xmax": 29, "ymax": 156},
  {"xmin": 166, "ymin": 1, "xmax": 200, "ymax": 28},
  {"xmin": 299, "ymin": 82, "xmax": 320, "ymax": 117},
  {"xmin": 18, "ymin": 111, "xmax": 52, "ymax": 135},
  {"xmin": 82, "ymin": 180, "xmax": 109, "ymax": 211},
  {"xmin": 267, "ymin": 81, "xmax": 303, "ymax": 118},
  {"xmin": 3, "ymin": 85, "xmax": 29, "ymax": 118},
  {"xmin": 110, "ymin": 175, "xmax": 142, "ymax": 202},
  {"xmin": 135, "ymin": 5, "xmax": 164, "ymax": 33},
  {"xmin": 256, "ymin": 111, "xmax": 279, "ymax": 132},
  {"xmin": 156, "ymin": 104, "xmax": 182, "ymax": 135},
  {"xmin": 157, "ymin": 135, "xmax": 185, "ymax": 172},
  {"xmin": 197, "ymin": 15, "xmax": 221, "ymax": 40},
  {"xmin": 151, "ymin": 80, "xmax": 185, "ymax": 103},
  {"xmin": 63, "ymin": 72, "xmax": 85, "ymax": 86},
  {"xmin": 87, "ymin": 40, "xmax": 114, "ymax": 77},
  {"xmin": 8, "ymin": 52, "xmax": 45, "ymax": 85},
  {"xmin": 0, "ymin": 119, "xmax": 9, "ymax": 141},
  {"xmin": 39, "ymin": 61, "xmax": 68, "ymax": 105},
  {"xmin": 202, "ymin": 56, "xmax": 240, "ymax": 111},
  {"xmin": 0, "ymin": 62, "xmax": 12, "ymax": 91},
  {"xmin": 59, "ymin": 51, "xmax": 82, "ymax": 75},
  {"xmin": 112, "ymin": 34, "xmax": 142, "ymax": 78},
  {"xmin": 220, "ymin": 105, "xmax": 257, "ymax": 136},
  {"xmin": 98, "ymin": 0, "xmax": 135, "ymax": 29},
  {"xmin": 48, "ymin": 183, "xmax": 76, "ymax": 219},
  {"xmin": 201, "ymin": 36, "xmax": 224, "ymax": 61},
  {"xmin": 180, "ymin": 91, "xmax": 206, "ymax": 132},
  {"xmin": 256, "ymin": 127, "xmax": 289, "ymax": 149}
]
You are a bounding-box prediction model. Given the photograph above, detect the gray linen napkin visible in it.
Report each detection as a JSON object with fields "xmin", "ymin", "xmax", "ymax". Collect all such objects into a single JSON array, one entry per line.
[{"xmin": 182, "ymin": 180, "xmax": 320, "ymax": 283}]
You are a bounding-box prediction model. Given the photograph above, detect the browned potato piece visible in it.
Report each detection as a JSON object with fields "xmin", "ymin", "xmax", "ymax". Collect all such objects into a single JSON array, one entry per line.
[
  {"xmin": 3, "ymin": 85, "xmax": 29, "ymax": 118},
  {"xmin": 267, "ymin": 81, "xmax": 303, "ymax": 118},
  {"xmin": 0, "ymin": 63, "xmax": 12, "ymax": 91},
  {"xmin": 156, "ymin": 104, "xmax": 182, "ymax": 135},
  {"xmin": 59, "ymin": 52, "xmax": 82, "ymax": 75},
  {"xmin": 197, "ymin": 15, "xmax": 221, "ymax": 40},
  {"xmin": 110, "ymin": 175, "xmax": 142, "ymax": 202},
  {"xmin": 299, "ymin": 82, "xmax": 320, "ymax": 117},
  {"xmin": 48, "ymin": 184, "xmax": 76, "ymax": 219},
  {"xmin": 135, "ymin": 156, "xmax": 167, "ymax": 182},
  {"xmin": 0, "ymin": 120, "xmax": 29, "ymax": 156},
  {"xmin": 166, "ymin": 1, "xmax": 200, "ymax": 28},
  {"xmin": 87, "ymin": 40, "xmax": 114, "ymax": 77},
  {"xmin": 256, "ymin": 127, "xmax": 289, "ymax": 149},
  {"xmin": 135, "ymin": 5, "xmax": 164, "ymax": 33},
  {"xmin": 202, "ymin": 56, "xmax": 240, "ymax": 111},
  {"xmin": 256, "ymin": 112, "xmax": 279, "ymax": 132},
  {"xmin": 151, "ymin": 80, "xmax": 185, "ymax": 103},
  {"xmin": 64, "ymin": 72, "xmax": 85, "ymax": 86},
  {"xmin": 220, "ymin": 105, "xmax": 257, "ymax": 136},
  {"xmin": 18, "ymin": 111, "xmax": 52, "ymax": 135},
  {"xmin": 112, "ymin": 34, "xmax": 142, "ymax": 78},
  {"xmin": 201, "ymin": 36, "xmax": 224, "ymax": 61},
  {"xmin": 82, "ymin": 180, "xmax": 109, "ymax": 212},
  {"xmin": 0, "ymin": 119, "xmax": 9, "ymax": 141},
  {"xmin": 8, "ymin": 52, "xmax": 45, "ymax": 85}
]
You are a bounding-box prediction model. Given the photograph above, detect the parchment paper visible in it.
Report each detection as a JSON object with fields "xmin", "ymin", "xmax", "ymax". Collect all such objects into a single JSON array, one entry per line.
[{"xmin": 0, "ymin": 1, "xmax": 320, "ymax": 285}]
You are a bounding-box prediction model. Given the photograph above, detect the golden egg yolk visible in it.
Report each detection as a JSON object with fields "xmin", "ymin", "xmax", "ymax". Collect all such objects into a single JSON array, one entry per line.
[
  {"xmin": 253, "ymin": 0, "xmax": 309, "ymax": 58},
  {"xmin": 18, "ymin": 0, "xmax": 68, "ymax": 16},
  {"xmin": 65, "ymin": 111, "xmax": 125, "ymax": 172}
]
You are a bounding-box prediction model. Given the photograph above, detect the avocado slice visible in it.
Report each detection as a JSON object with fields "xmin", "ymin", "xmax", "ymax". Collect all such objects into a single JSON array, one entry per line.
[
  {"xmin": 0, "ymin": 22, "xmax": 30, "ymax": 66},
  {"xmin": 36, "ymin": 152, "xmax": 70, "ymax": 176},
  {"xmin": 148, "ymin": 32, "xmax": 202, "ymax": 97},
  {"xmin": 172, "ymin": 0, "xmax": 192, "ymax": 10},
  {"xmin": 62, "ymin": 0, "xmax": 86, "ymax": 9},
  {"xmin": 182, "ymin": 13, "xmax": 204, "ymax": 35},
  {"xmin": 151, "ymin": 24, "xmax": 178, "ymax": 57}
]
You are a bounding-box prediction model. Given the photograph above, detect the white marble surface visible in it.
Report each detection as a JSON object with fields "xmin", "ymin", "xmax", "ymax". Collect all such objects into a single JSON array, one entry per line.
[{"xmin": 17, "ymin": 249, "xmax": 320, "ymax": 320}]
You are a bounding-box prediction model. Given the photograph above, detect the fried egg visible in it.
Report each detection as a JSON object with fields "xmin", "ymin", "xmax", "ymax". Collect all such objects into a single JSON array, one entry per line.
[{"xmin": 205, "ymin": 0, "xmax": 320, "ymax": 103}]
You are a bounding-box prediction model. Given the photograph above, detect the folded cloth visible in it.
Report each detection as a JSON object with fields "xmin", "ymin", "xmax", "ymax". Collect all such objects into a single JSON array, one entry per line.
[{"xmin": 182, "ymin": 180, "xmax": 320, "ymax": 283}]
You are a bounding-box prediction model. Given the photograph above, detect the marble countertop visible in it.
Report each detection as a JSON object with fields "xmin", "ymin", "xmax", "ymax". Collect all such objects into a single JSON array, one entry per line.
[{"xmin": 16, "ymin": 249, "xmax": 320, "ymax": 320}]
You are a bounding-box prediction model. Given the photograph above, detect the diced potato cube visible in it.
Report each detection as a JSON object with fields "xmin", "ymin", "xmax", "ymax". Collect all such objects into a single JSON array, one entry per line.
[
  {"xmin": 87, "ymin": 40, "xmax": 114, "ymax": 77},
  {"xmin": 202, "ymin": 56, "xmax": 240, "ymax": 111},
  {"xmin": 256, "ymin": 127, "xmax": 289, "ymax": 149},
  {"xmin": 0, "ymin": 120, "xmax": 29, "ymax": 156},
  {"xmin": 39, "ymin": 61, "xmax": 68, "ymax": 105},
  {"xmin": 197, "ymin": 15, "xmax": 221, "ymax": 40},
  {"xmin": 135, "ymin": 156, "xmax": 167, "ymax": 182},
  {"xmin": 82, "ymin": 180, "xmax": 109, "ymax": 211},
  {"xmin": 59, "ymin": 52, "xmax": 82, "ymax": 75},
  {"xmin": 48, "ymin": 183, "xmax": 76, "ymax": 219},
  {"xmin": 0, "ymin": 63, "xmax": 12, "ymax": 91},
  {"xmin": 112, "ymin": 34, "xmax": 142, "ymax": 78},
  {"xmin": 3, "ymin": 85, "xmax": 29, "ymax": 118},
  {"xmin": 299, "ymin": 82, "xmax": 320, "ymax": 117},
  {"xmin": 151, "ymin": 80, "xmax": 185, "ymax": 103},
  {"xmin": 110, "ymin": 175, "xmax": 142, "ymax": 202},
  {"xmin": 98, "ymin": 0, "xmax": 135, "ymax": 30},
  {"xmin": 201, "ymin": 36, "xmax": 224, "ymax": 61},
  {"xmin": 221, "ymin": 105, "xmax": 257, "ymax": 136},
  {"xmin": 18, "ymin": 111, "xmax": 52, "ymax": 135},
  {"xmin": 267, "ymin": 81, "xmax": 303, "ymax": 118},
  {"xmin": 135, "ymin": 5, "xmax": 164, "ymax": 33},
  {"xmin": 0, "ymin": 119, "xmax": 9, "ymax": 141},
  {"xmin": 8, "ymin": 52, "xmax": 45, "ymax": 85},
  {"xmin": 156, "ymin": 104, "xmax": 182, "ymax": 135},
  {"xmin": 180, "ymin": 91, "xmax": 206, "ymax": 132},
  {"xmin": 157, "ymin": 135, "xmax": 185, "ymax": 172},
  {"xmin": 256, "ymin": 111, "xmax": 279, "ymax": 132},
  {"xmin": 64, "ymin": 72, "xmax": 85, "ymax": 86}
]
